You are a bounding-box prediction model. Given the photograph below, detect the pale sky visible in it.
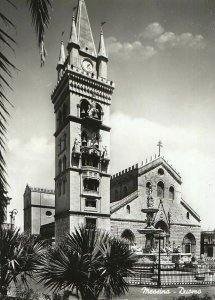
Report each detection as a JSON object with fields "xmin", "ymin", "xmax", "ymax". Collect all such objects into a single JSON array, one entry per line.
[{"xmin": 3, "ymin": 0, "xmax": 215, "ymax": 230}]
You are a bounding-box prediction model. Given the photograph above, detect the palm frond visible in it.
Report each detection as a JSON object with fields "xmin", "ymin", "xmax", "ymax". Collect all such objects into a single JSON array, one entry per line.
[
  {"xmin": 37, "ymin": 226, "xmax": 137, "ymax": 300},
  {"xmin": 0, "ymin": 228, "xmax": 47, "ymax": 292},
  {"xmin": 26, "ymin": 0, "xmax": 52, "ymax": 66},
  {"xmin": 0, "ymin": 6, "xmax": 16, "ymax": 225},
  {"xmin": 97, "ymin": 238, "xmax": 137, "ymax": 299}
]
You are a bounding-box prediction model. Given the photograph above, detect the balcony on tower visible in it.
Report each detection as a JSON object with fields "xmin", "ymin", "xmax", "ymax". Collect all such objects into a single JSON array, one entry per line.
[
  {"xmin": 82, "ymin": 174, "xmax": 100, "ymax": 198},
  {"xmin": 81, "ymin": 148, "xmax": 100, "ymax": 169},
  {"xmin": 79, "ymin": 99, "xmax": 103, "ymax": 126},
  {"xmin": 80, "ymin": 131, "xmax": 101, "ymax": 168}
]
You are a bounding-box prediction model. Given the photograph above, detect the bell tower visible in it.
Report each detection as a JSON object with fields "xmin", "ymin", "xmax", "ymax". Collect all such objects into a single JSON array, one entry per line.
[{"xmin": 52, "ymin": 0, "xmax": 115, "ymax": 241}]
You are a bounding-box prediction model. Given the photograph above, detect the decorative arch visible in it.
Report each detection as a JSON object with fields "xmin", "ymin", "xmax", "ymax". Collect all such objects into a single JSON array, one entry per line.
[
  {"xmin": 81, "ymin": 131, "xmax": 88, "ymax": 147},
  {"xmin": 155, "ymin": 220, "xmax": 169, "ymax": 233},
  {"xmin": 182, "ymin": 233, "xmax": 196, "ymax": 254},
  {"xmin": 80, "ymin": 99, "xmax": 90, "ymax": 118},
  {"xmin": 157, "ymin": 181, "xmax": 164, "ymax": 198},
  {"xmin": 146, "ymin": 182, "xmax": 152, "ymax": 195},
  {"xmin": 121, "ymin": 229, "xmax": 135, "ymax": 244},
  {"xmin": 155, "ymin": 220, "xmax": 169, "ymax": 247},
  {"xmin": 169, "ymin": 186, "xmax": 175, "ymax": 200}
]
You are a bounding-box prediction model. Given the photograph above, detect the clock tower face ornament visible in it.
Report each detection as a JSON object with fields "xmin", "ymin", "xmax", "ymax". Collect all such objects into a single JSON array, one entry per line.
[{"xmin": 82, "ymin": 58, "xmax": 94, "ymax": 72}]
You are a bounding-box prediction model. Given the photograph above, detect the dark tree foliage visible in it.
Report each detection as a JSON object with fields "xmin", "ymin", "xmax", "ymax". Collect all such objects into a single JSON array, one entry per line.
[{"xmin": 38, "ymin": 226, "xmax": 137, "ymax": 300}]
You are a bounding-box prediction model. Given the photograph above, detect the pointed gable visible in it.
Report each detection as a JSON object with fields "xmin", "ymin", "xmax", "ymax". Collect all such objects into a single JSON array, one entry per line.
[
  {"xmin": 138, "ymin": 156, "xmax": 182, "ymax": 185},
  {"xmin": 76, "ymin": 0, "xmax": 97, "ymax": 55}
]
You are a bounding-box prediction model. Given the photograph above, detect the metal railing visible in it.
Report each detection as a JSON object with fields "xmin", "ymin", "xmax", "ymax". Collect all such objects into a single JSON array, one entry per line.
[{"xmin": 126, "ymin": 262, "xmax": 215, "ymax": 286}]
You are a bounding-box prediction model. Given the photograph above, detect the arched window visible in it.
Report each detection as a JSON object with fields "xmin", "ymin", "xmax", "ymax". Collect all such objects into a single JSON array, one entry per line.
[
  {"xmin": 183, "ymin": 233, "xmax": 196, "ymax": 254},
  {"xmin": 157, "ymin": 181, "xmax": 164, "ymax": 198},
  {"xmin": 63, "ymin": 156, "xmax": 67, "ymax": 171},
  {"xmin": 115, "ymin": 190, "xmax": 119, "ymax": 201},
  {"xmin": 81, "ymin": 131, "xmax": 88, "ymax": 147},
  {"xmin": 146, "ymin": 182, "xmax": 152, "ymax": 195},
  {"xmin": 80, "ymin": 99, "xmax": 90, "ymax": 118},
  {"xmin": 126, "ymin": 205, "xmax": 130, "ymax": 214},
  {"xmin": 186, "ymin": 212, "xmax": 190, "ymax": 219},
  {"xmin": 58, "ymin": 159, "xmax": 62, "ymax": 174},
  {"xmin": 123, "ymin": 186, "xmax": 128, "ymax": 198},
  {"xmin": 169, "ymin": 186, "xmax": 174, "ymax": 200}
]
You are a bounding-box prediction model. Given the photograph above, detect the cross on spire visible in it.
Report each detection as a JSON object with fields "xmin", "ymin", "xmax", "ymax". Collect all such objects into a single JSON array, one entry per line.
[{"xmin": 157, "ymin": 140, "xmax": 163, "ymax": 157}]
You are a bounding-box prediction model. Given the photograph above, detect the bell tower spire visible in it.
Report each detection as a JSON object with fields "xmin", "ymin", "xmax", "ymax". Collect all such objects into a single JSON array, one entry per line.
[
  {"xmin": 52, "ymin": 0, "xmax": 115, "ymax": 243},
  {"xmin": 56, "ymin": 41, "xmax": 65, "ymax": 80},
  {"xmin": 67, "ymin": 12, "xmax": 79, "ymax": 67},
  {"xmin": 97, "ymin": 23, "xmax": 108, "ymax": 78},
  {"xmin": 69, "ymin": 14, "xmax": 78, "ymax": 45},
  {"xmin": 98, "ymin": 24, "xmax": 107, "ymax": 57},
  {"xmin": 76, "ymin": 0, "xmax": 96, "ymax": 56}
]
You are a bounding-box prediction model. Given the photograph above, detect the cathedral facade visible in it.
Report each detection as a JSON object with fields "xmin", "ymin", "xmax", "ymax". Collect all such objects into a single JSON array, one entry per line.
[
  {"xmin": 110, "ymin": 158, "xmax": 201, "ymax": 255},
  {"xmin": 24, "ymin": 0, "xmax": 201, "ymax": 256}
]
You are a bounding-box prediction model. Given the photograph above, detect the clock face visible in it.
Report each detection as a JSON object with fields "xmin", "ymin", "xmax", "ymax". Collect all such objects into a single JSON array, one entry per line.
[{"xmin": 82, "ymin": 59, "xmax": 94, "ymax": 72}]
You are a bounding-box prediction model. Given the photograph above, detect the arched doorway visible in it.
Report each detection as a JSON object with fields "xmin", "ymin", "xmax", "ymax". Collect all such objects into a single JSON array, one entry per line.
[
  {"xmin": 182, "ymin": 233, "xmax": 196, "ymax": 255},
  {"xmin": 121, "ymin": 229, "xmax": 135, "ymax": 244},
  {"xmin": 154, "ymin": 220, "xmax": 169, "ymax": 249}
]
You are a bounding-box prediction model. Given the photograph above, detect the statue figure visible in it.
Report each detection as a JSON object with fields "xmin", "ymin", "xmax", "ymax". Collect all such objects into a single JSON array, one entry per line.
[
  {"xmin": 72, "ymin": 138, "xmax": 80, "ymax": 152},
  {"xmin": 147, "ymin": 196, "xmax": 154, "ymax": 208},
  {"xmin": 102, "ymin": 146, "xmax": 108, "ymax": 159},
  {"xmin": 173, "ymin": 245, "xmax": 182, "ymax": 253},
  {"xmin": 146, "ymin": 213, "xmax": 154, "ymax": 227},
  {"xmin": 88, "ymin": 100, "xmax": 98, "ymax": 118},
  {"xmin": 91, "ymin": 133, "xmax": 100, "ymax": 148}
]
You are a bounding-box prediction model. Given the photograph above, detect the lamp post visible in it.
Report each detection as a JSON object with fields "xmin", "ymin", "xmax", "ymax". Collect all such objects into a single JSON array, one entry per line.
[{"xmin": 154, "ymin": 230, "xmax": 166, "ymax": 287}]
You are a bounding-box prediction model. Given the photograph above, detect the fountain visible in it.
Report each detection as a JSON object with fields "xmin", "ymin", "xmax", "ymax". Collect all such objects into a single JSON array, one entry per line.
[{"xmin": 138, "ymin": 191, "xmax": 162, "ymax": 253}]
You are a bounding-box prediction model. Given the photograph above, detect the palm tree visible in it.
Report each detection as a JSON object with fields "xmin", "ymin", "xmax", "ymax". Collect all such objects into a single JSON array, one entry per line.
[
  {"xmin": 38, "ymin": 226, "xmax": 137, "ymax": 300},
  {"xmin": 0, "ymin": 227, "xmax": 46, "ymax": 297},
  {"xmin": 0, "ymin": 0, "xmax": 52, "ymax": 224}
]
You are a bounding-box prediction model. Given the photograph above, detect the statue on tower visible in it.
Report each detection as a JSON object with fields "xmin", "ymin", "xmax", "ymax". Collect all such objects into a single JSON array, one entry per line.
[
  {"xmin": 102, "ymin": 146, "xmax": 108, "ymax": 159},
  {"xmin": 72, "ymin": 138, "xmax": 80, "ymax": 153},
  {"xmin": 88, "ymin": 100, "xmax": 98, "ymax": 119}
]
